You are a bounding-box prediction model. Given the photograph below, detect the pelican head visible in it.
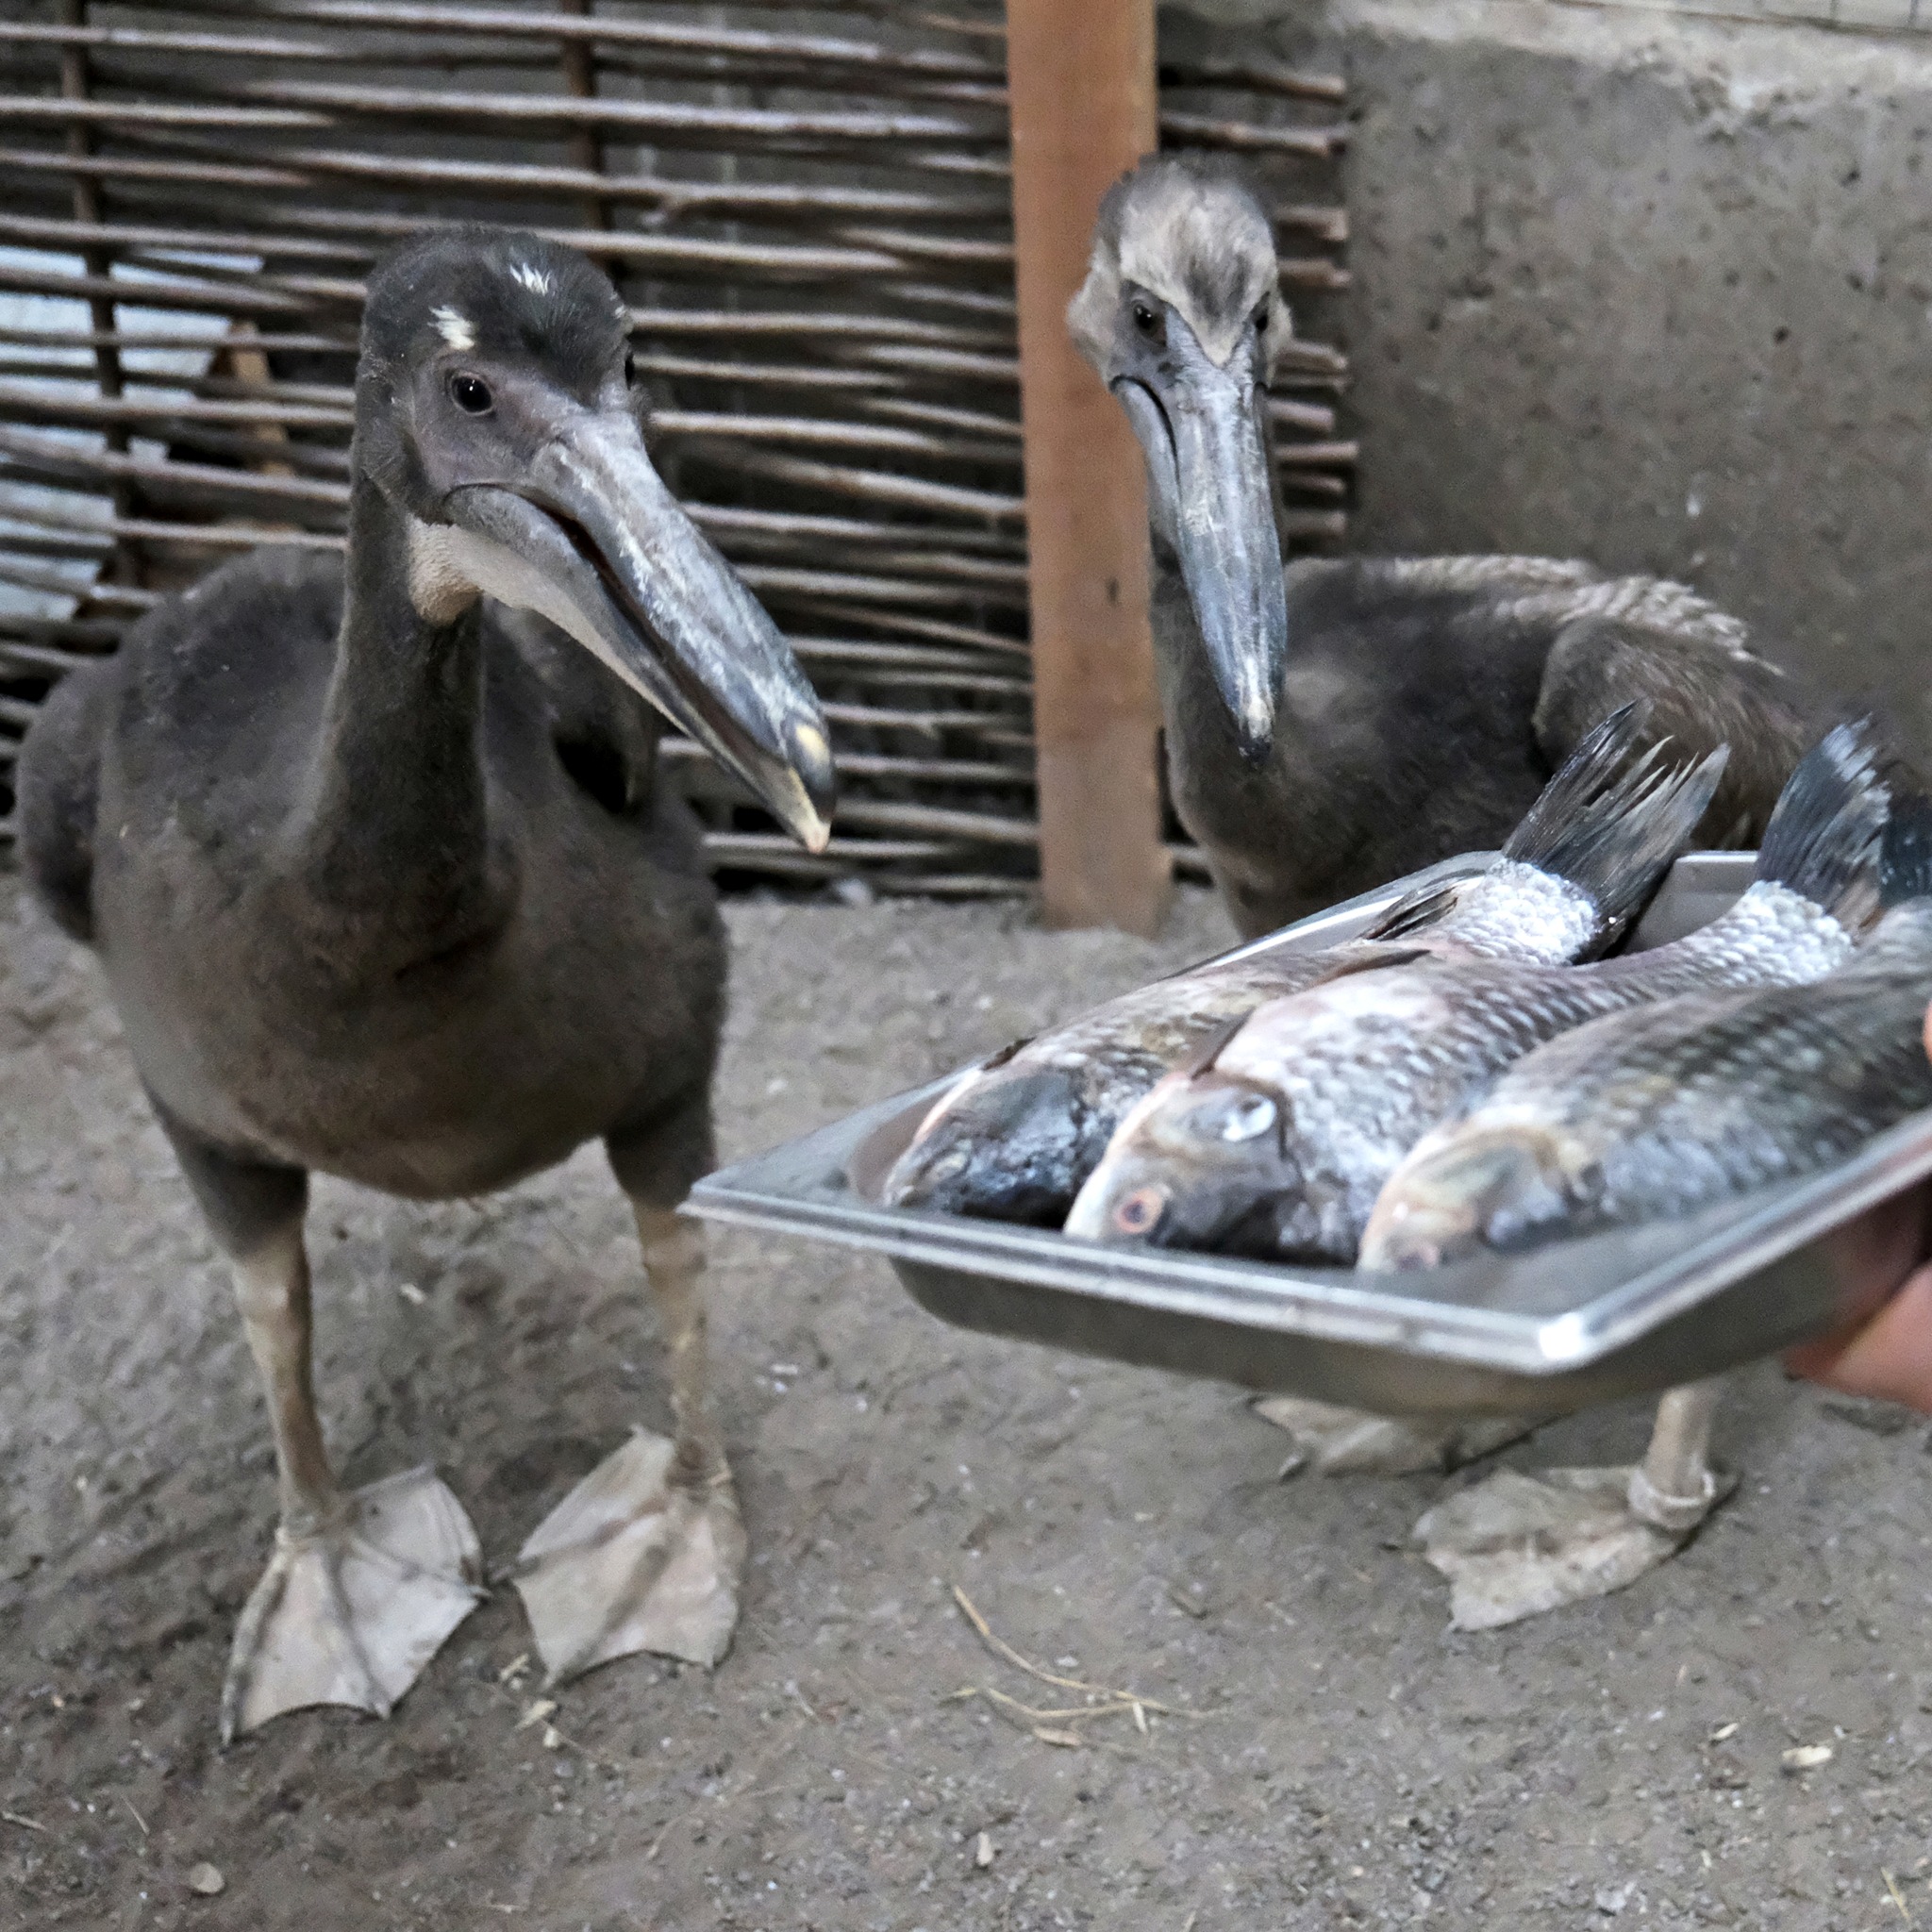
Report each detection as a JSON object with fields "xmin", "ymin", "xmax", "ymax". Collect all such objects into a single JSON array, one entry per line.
[
  {"xmin": 357, "ymin": 226, "xmax": 834, "ymax": 851},
  {"xmin": 1069, "ymin": 156, "xmax": 1290, "ymax": 763}
]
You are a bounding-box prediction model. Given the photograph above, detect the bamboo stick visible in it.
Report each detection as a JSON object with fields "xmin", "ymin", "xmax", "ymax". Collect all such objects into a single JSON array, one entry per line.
[
  {"xmin": 832, "ymin": 797, "xmax": 1038, "ymax": 846},
  {"xmin": 655, "ymin": 409, "xmax": 991, "ymax": 458},
  {"xmin": 689, "ymin": 506, "xmax": 1024, "ymax": 556},
  {"xmin": 868, "ymin": 874, "xmax": 1033, "ymax": 899},
  {"xmin": 658, "ymin": 737, "xmax": 1030, "ymax": 789},
  {"xmin": 735, "ymin": 563, "xmax": 1027, "ymax": 611},
  {"xmin": 1277, "ymin": 440, "xmax": 1359, "ymax": 468},
  {"xmin": 108, "ymin": 6, "xmax": 1008, "ymax": 80},
  {"xmin": 859, "ymin": 396, "xmax": 1022, "ymax": 442},
  {"xmin": 0, "ymin": 323, "xmax": 353, "ymax": 355},
  {"xmin": 0, "ymin": 379, "xmax": 354, "ymax": 433},
  {"xmin": 628, "ymin": 308, "xmax": 1012, "ymax": 351},
  {"xmin": 1159, "ymin": 59, "xmax": 1346, "ymax": 103},
  {"xmin": 819, "ymin": 700, "xmax": 1030, "ymax": 738},
  {"xmin": 715, "ymin": 448, "xmax": 1024, "ymax": 522},
  {"xmin": 205, "ymin": 78, "xmax": 1008, "ymax": 149},
  {"xmin": 0, "ymin": 206, "xmax": 929, "ymax": 281},
  {"xmin": 1158, "ymin": 111, "xmax": 1347, "ymax": 158},
  {"xmin": 0, "ymin": 499, "xmax": 343, "ymax": 551},
  {"xmin": 783, "ymin": 601, "xmax": 1028, "ymax": 658},
  {"xmin": 0, "ymin": 425, "xmax": 350, "ymax": 509},
  {"xmin": 0, "ymin": 139, "xmax": 1010, "ymax": 224},
  {"xmin": 701, "ymin": 833, "xmax": 965, "ymax": 864}
]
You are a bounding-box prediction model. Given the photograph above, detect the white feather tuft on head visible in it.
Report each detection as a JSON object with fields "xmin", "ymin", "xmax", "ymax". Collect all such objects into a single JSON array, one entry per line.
[{"xmin": 430, "ymin": 304, "xmax": 476, "ymax": 351}]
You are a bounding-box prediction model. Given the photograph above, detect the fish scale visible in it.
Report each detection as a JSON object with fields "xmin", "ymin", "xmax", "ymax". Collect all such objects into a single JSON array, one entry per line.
[
  {"xmin": 1367, "ymin": 903, "xmax": 1932, "ymax": 1253},
  {"xmin": 1068, "ymin": 724, "xmax": 1890, "ymax": 1262},
  {"xmin": 1208, "ymin": 898, "xmax": 1853, "ymax": 1258}
]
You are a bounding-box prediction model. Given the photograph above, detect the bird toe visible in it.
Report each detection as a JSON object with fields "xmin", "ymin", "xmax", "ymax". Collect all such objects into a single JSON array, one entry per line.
[
  {"xmin": 508, "ymin": 1428, "xmax": 744, "ymax": 1686},
  {"xmin": 221, "ymin": 1465, "xmax": 483, "ymax": 1743}
]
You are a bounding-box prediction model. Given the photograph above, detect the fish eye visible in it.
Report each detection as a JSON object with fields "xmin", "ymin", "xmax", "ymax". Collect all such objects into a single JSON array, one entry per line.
[
  {"xmin": 927, "ymin": 1146, "xmax": 970, "ymax": 1184},
  {"xmin": 447, "ymin": 371, "xmax": 493, "ymax": 416},
  {"xmin": 1130, "ymin": 299, "xmax": 1162, "ymax": 339},
  {"xmin": 1215, "ymin": 1092, "xmax": 1277, "ymax": 1143},
  {"xmin": 1113, "ymin": 1185, "xmax": 1167, "ymax": 1236}
]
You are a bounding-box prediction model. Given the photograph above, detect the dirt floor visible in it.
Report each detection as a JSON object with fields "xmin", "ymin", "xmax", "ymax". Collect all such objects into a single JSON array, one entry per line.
[{"xmin": 5, "ymin": 874, "xmax": 1932, "ymax": 1932}]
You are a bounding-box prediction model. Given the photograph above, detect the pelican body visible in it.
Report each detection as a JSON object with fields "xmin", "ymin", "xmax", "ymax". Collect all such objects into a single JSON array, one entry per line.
[
  {"xmin": 18, "ymin": 227, "xmax": 834, "ymax": 1738},
  {"xmin": 1066, "ymin": 157, "xmax": 1821, "ymax": 1619}
]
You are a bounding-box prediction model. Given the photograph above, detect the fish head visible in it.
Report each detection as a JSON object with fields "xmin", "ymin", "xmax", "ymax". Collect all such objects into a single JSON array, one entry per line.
[
  {"xmin": 1358, "ymin": 1126, "xmax": 1574, "ymax": 1270},
  {"xmin": 1064, "ymin": 1069, "xmax": 1302, "ymax": 1252},
  {"xmin": 882, "ymin": 1062, "xmax": 1091, "ymax": 1226}
]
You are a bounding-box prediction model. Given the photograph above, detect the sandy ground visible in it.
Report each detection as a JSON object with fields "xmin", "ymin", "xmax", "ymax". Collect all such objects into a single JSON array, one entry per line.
[{"xmin": 4, "ymin": 874, "xmax": 1932, "ymax": 1932}]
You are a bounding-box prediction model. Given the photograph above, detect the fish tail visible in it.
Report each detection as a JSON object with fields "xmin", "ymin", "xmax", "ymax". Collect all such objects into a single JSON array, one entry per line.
[
  {"xmin": 1880, "ymin": 792, "xmax": 1932, "ymax": 908},
  {"xmin": 1753, "ymin": 720, "xmax": 1890, "ymax": 925},
  {"xmin": 1503, "ymin": 701, "xmax": 1727, "ymax": 945}
]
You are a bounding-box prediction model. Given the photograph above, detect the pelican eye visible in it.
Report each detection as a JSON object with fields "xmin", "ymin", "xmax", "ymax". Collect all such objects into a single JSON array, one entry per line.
[
  {"xmin": 624, "ymin": 349, "xmax": 637, "ymax": 387},
  {"xmin": 1130, "ymin": 299, "xmax": 1161, "ymax": 339},
  {"xmin": 1252, "ymin": 301, "xmax": 1270, "ymax": 333},
  {"xmin": 1215, "ymin": 1092, "xmax": 1277, "ymax": 1143},
  {"xmin": 1113, "ymin": 1185, "xmax": 1167, "ymax": 1236},
  {"xmin": 447, "ymin": 371, "xmax": 493, "ymax": 415}
]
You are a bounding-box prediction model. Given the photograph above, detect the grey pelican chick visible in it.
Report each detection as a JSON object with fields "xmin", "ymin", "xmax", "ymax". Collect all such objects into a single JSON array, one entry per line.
[
  {"xmin": 1069, "ymin": 153, "xmax": 1813, "ymax": 943},
  {"xmin": 1070, "ymin": 153, "xmax": 1811, "ymax": 1483},
  {"xmin": 17, "ymin": 227, "xmax": 835, "ymax": 1738}
]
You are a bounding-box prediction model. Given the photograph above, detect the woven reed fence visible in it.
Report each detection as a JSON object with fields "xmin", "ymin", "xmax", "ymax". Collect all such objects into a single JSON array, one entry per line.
[{"xmin": 0, "ymin": 1, "xmax": 1351, "ymax": 898}]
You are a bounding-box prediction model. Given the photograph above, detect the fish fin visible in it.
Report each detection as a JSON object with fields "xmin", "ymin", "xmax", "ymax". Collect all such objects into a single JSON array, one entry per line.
[
  {"xmin": 1363, "ymin": 871, "xmax": 1485, "ymax": 942},
  {"xmin": 1502, "ymin": 701, "xmax": 1727, "ymax": 947},
  {"xmin": 1880, "ymin": 792, "xmax": 1932, "ymax": 908},
  {"xmin": 1753, "ymin": 720, "xmax": 1890, "ymax": 927},
  {"xmin": 1177, "ymin": 1010, "xmax": 1256, "ymax": 1079},
  {"xmin": 1318, "ymin": 945, "xmax": 1433, "ymax": 982},
  {"xmin": 977, "ymin": 1035, "xmax": 1035, "ymax": 1073},
  {"xmin": 1180, "ymin": 944, "xmax": 1437, "ymax": 1081}
]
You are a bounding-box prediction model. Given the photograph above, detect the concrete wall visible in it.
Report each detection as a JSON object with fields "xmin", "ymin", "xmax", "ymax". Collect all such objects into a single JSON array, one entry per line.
[{"xmin": 1167, "ymin": 0, "xmax": 1932, "ymax": 755}]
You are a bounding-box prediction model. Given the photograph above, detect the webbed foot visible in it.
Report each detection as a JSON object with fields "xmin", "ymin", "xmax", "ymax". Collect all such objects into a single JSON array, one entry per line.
[
  {"xmin": 1414, "ymin": 1380, "xmax": 1733, "ymax": 1630},
  {"xmin": 1415, "ymin": 1459, "xmax": 1735, "ymax": 1631},
  {"xmin": 509, "ymin": 1429, "xmax": 744, "ymax": 1685},
  {"xmin": 222, "ymin": 1466, "xmax": 483, "ymax": 1741},
  {"xmin": 1255, "ymin": 1396, "xmax": 1538, "ymax": 1476}
]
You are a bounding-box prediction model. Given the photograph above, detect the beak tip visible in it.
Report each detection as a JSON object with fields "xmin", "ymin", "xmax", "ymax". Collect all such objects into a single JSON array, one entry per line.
[{"xmin": 780, "ymin": 719, "xmax": 838, "ymax": 855}]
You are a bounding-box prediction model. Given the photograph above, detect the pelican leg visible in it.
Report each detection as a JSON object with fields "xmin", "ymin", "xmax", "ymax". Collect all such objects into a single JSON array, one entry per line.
[
  {"xmin": 509, "ymin": 1204, "xmax": 744, "ymax": 1684},
  {"xmin": 1254, "ymin": 1396, "xmax": 1539, "ymax": 1477},
  {"xmin": 151, "ymin": 1118, "xmax": 481, "ymax": 1743},
  {"xmin": 1414, "ymin": 1380, "xmax": 1734, "ymax": 1632},
  {"xmin": 213, "ymin": 1210, "xmax": 481, "ymax": 1742}
]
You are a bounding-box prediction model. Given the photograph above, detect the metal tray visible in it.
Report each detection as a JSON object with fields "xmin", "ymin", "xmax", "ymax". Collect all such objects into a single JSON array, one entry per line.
[{"xmin": 688, "ymin": 853, "xmax": 1932, "ymax": 1417}]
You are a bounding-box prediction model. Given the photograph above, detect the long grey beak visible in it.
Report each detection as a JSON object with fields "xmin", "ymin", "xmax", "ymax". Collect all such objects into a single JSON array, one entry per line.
[
  {"xmin": 1115, "ymin": 328, "xmax": 1287, "ymax": 762},
  {"xmin": 446, "ymin": 408, "xmax": 835, "ymax": 852}
]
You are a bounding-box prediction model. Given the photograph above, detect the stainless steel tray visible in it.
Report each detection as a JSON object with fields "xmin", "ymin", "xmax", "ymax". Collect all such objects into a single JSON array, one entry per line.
[{"xmin": 688, "ymin": 853, "xmax": 1932, "ymax": 1417}]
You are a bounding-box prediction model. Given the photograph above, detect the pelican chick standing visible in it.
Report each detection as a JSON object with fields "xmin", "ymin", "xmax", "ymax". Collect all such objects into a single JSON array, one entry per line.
[
  {"xmin": 18, "ymin": 228, "xmax": 835, "ymax": 1738},
  {"xmin": 1069, "ymin": 152, "xmax": 1813, "ymax": 1479}
]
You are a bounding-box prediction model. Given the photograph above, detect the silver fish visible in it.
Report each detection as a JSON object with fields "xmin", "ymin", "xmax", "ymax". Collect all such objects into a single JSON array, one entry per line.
[
  {"xmin": 1360, "ymin": 803, "xmax": 1932, "ymax": 1268},
  {"xmin": 1067, "ymin": 724, "xmax": 1888, "ymax": 1261},
  {"xmin": 882, "ymin": 704, "xmax": 1720, "ymax": 1225}
]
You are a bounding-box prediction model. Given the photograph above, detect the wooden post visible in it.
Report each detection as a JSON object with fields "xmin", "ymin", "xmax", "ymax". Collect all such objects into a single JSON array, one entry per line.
[{"xmin": 1007, "ymin": 0, "xmax": 1172, "ymax": 935}]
